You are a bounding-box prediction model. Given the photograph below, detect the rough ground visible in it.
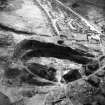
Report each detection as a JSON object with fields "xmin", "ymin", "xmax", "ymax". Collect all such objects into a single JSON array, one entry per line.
[{"xmin": 0, "ymin": 0, "xmax": 105, "ymax": 105}]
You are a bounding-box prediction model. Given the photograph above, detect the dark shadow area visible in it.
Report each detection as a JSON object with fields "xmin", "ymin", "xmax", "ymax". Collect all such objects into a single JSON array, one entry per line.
[
  {"xmin": 63, "ymin": 69, "xmax": 81, "ymax": 83},
  {"xmin": 4, "ymin": 64, "xmax": 57, "ymax": 86},
  {"xmin": 27, "ymin": 63, "xmax": 57, "ymax": 82},
  {"xmin": 72, "ymin": 3, "xmax": 80, "ymax": 8},
  {"xmin": 0, "ymin": 23, "xmax": 34, "ymax": 35},
  {"xmin": 84, "ymin": 61, "xmax": 99, "ymax": 76},
  {"xmin": 4, "ymin": 67, "xmax": 21, "ymax": 79},
  {"xmin": 0, "ymin": 0, "xmax": 7, "ymax": 10},
  {"xmin": 14, "ymin": 40, "xmax": 95, "ymax": 64},
  {"xmin": 86, "ymin": 76, "xmax": 100, "ymax": 88}
]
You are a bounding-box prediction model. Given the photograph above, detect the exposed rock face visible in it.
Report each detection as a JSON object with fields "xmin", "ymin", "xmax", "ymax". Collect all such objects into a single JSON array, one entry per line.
[{"xmin": 0, "ymin": 0, "xmax": 105, "ymax": 105}]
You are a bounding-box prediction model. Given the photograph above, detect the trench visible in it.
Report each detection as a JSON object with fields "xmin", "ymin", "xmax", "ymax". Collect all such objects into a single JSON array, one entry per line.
[{"xmin": 14, "ymin": 39, "xmax": 95, "ymax": 65}]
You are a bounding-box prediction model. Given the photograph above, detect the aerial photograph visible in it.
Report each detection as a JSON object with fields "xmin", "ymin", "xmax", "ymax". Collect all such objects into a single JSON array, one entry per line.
[{"xmin": 0, "ymin": 0, "xmax": 105, "ymax": 105}]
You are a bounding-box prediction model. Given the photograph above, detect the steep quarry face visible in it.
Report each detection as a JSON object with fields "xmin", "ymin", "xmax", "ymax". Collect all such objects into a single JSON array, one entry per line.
[{"xmin": 0, "ymin": 0, "xmax": 105, "ymax": 105}]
